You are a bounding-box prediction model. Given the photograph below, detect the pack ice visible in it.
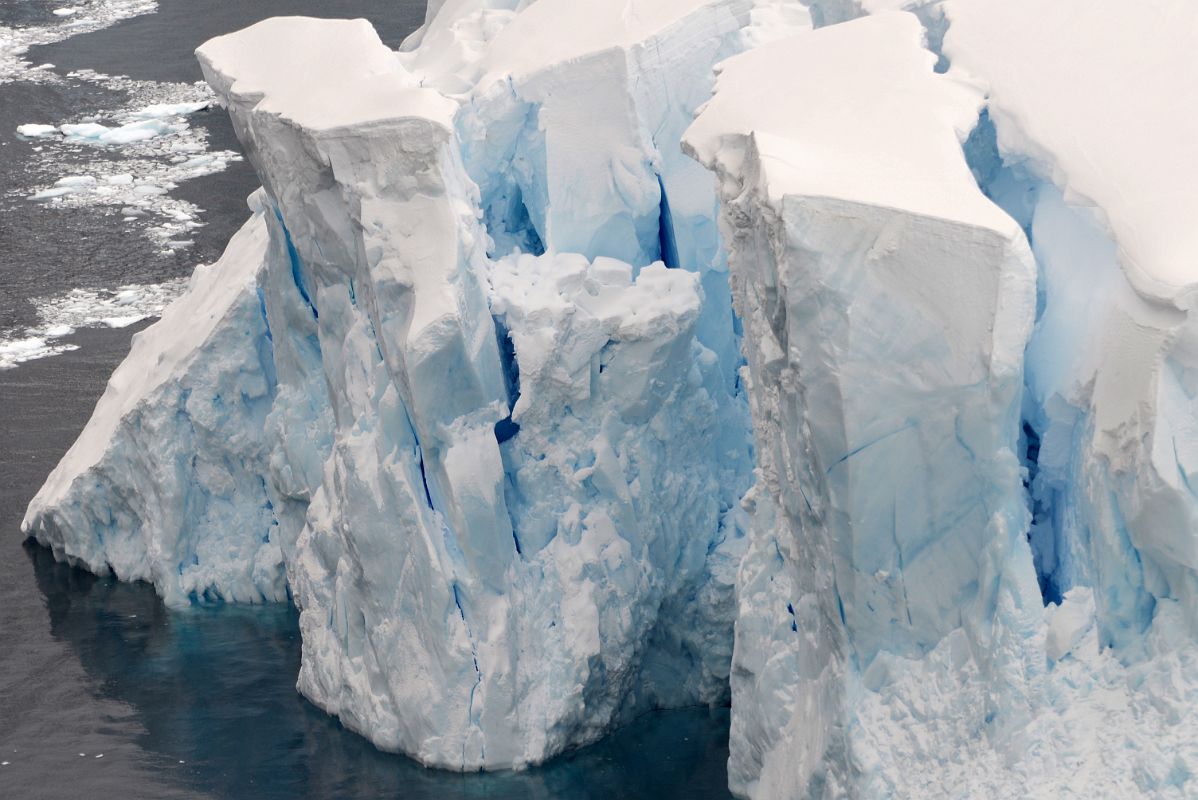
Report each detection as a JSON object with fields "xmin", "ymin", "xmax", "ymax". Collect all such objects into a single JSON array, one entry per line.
[{"xmin": 21, "ymin": 0, "xmax": 1198, "ymax": 794}]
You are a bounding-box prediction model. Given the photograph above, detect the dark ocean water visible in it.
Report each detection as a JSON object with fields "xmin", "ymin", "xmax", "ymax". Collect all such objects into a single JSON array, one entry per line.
[{"xmin": 0, "ymin": 3, "xmax": 735, "ymax": 798}]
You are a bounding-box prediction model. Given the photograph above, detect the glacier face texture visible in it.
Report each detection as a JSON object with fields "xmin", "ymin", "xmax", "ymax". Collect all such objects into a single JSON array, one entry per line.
[
  {"xmin": 19, "ymin": 0, "xmax": 1198, "ymax": 794},
  {"xmin": 21, "ymin": 3, "xmax": 780, "ymax": 770},
  {"xmin": 23, "ymin": 207, "xmax": 283, "ymax": 606},
  {"xmin": 679, "ymin": 4, "xmax": 1198, "ymax": 798},
  {"xmin": 683, "ymin": 13, "xmax": 1045, "ymax": 797}
]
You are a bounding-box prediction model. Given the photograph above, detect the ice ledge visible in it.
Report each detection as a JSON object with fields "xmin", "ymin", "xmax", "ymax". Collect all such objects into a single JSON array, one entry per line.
[
  {"xmin": 196, "ymin": 16, "xmax": 457, "ymax": 135},
  {"xmin": 684, "ymin": 12, "xmax": 1014, "ymax": 236}
]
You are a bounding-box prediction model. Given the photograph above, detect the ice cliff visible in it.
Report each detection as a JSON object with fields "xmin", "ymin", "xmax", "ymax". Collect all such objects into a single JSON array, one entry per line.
[
  {"xmin": 21, "ymin": 0, "xmax": 1198, "ymax": 795},
  {"xmin": 681, "ymin": 3, "xmax": 1198, "ymax": 797},
  {"xmin": 26, "ymin": 1, "xmax": 776, "ymax": 770}
]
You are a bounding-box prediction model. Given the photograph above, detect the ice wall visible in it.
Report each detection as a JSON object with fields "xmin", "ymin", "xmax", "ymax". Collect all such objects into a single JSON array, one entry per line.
[
  {"xmin": 23, "ymin": 206, "xmax": 282, "ymax": 606},
  {"xmin": 190, "ymin": 3, "xmax": 768, "ymax": 769},
  {"xmin": 683, "ymin": 13, "xmax": 1045, "ymax": 796},
  {"xmin": 24, "ymin": 0, "xmax": 774, "ymax": 768},
  {"xmin": 947, "ymin": 0, "xmax": 1198, "ymax": 651}
]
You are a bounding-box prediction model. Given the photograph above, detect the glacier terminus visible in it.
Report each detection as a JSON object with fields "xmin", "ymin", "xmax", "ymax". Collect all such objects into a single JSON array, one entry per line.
[{"xmin": 20, "ymin": 0, "xmax": 1198, "ymax": 797}]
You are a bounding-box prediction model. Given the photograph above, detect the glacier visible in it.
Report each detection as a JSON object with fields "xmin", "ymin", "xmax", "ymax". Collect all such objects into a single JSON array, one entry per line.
[{"xmin": 19, "ymin": 0, "xmax": 1198, "ymax": 795}]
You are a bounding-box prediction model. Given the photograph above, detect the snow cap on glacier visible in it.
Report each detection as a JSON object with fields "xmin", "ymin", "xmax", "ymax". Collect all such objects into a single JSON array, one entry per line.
[
  {"xmin": 945, "ymin": 0, "xmax": 1198, "ymax": 304},
  {"xmin": 684, "ymin": 11, "xmax": 1013, "ymax": 234},
  {"xmin": 402, "ymin": 0, "xmax": 756, "ymax": 93},
  {"xmin": 476, "ymin": 0, "xmax": 744, "ymax": 82},
  {"xmin": 196, "ymin": 16, "xmax": 456, "ymax": 133}
]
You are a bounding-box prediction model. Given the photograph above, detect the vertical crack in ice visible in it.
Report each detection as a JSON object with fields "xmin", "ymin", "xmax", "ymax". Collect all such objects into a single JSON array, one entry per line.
[
  {"xmin": 492, "ymin": 317, "xmax": 521, "ymax": 445},
  {"xmin": 452, "ymin": 582, "xmax": 484, "ymax": 764},
  {"xmin": 655, "ymin": 173, "xmax": 680, "ymax": 269},
  {"xmin": 400, "ymin": 403, "xmax": 437, "ymax": 512},
  {"xmin": 961, "ymin": 108, "xmax": 1065, "ymax": 606},
  {"xmin": 272, "ymin": 209, "xmax": 318, "ymax": 320},
  {"xmin": 890, "ymin": 497, "xmax": 914, "ymax": 626},
  {"xmin": 490, "ymin": 317, "xmax": 523, "ymax": 556},
  {"xmin": 910, "ymin": 1, "xmax": 951, "ymax": 73},
  {"xmin": 254, "ymin": 287, "xmax": 273, "ymax": 343},
  {"xmin": 1173, "ymin": 437, "xmax": 1198, "ymax": 499}
]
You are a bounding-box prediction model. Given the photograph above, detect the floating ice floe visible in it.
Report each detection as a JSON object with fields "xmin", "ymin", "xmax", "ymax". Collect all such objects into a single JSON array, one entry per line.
[
  {"xmin": 0, "ymin": 0, "xmax": 158, "ymax": 84},
  {"xmin": 16, "ymin": 123, "xmax": 57, "ymax": 138},
  {"xmin": 0, "ymin": 277, "xmax": 189, "ymax": 370},
  {"xmin": 15, "ymin": 76, "xmax": 236, "ymax": 253}
]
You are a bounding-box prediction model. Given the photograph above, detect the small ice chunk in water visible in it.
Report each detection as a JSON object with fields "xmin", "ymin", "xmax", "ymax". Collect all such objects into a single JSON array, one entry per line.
[
  {"xmin": 59, "ymin": 122, "xmax": 109, "ymax": 139},
  {"xmin": 55, "ymin": 175, "xmax": 96, "ymax": 187},
  {"xmin": 129, "ymin": 102, "xmax": 209, "ymax": 119},
  {"xmin": 16, "ymin": 124, "xmax": 57, "ymax": 138}
]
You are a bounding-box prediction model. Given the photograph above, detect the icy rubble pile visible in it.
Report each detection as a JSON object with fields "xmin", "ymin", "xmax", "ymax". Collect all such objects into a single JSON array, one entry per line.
[{"xmin": 22, "ymin": 0, "xmax": 1198, "ymax": 795}]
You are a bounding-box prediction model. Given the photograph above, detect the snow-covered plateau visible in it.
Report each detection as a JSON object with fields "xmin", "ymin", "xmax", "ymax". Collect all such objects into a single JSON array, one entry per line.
[{"xmin": 21, "ymin": 0, "xmax": 1198, "ymax": 796}]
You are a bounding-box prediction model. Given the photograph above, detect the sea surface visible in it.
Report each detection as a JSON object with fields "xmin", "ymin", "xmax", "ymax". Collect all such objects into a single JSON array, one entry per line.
[{"xmin": 0, "ymin": 3, "xmax": 735, "ymax": 798}]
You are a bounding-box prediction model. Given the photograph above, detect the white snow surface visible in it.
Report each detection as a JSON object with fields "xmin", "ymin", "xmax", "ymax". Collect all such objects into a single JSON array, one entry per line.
[
  {"xmin": 945, "ymin": 0, "xmax": 1198, "ymax": 304},
  {"xmin": 22, "ymin": 0, "xmax": 1198, "ymax": 795},
  {"xmin": 683, "ymin": 12, "xmax": 1005, "ymax": 231}
]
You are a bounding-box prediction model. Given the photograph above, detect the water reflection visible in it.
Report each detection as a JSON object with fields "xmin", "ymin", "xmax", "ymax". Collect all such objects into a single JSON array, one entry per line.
[{"xmin": 28, "ymin": 542, "xmax": 733, "ymax": 800}]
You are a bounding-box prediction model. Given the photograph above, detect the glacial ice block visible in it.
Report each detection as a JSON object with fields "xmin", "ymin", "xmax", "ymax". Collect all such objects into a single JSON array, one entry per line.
[
  {"xmin": 684, "ymin": 13, "xmax": 1043, "ymax": 797},
  {"xmin": 438, "ymin": 0, "xmax": 807, "ymax": 388},
  {"xmin": 191, "ymin": 10, "xmax": 754, "ymax": 769},
  {"xmin": 947, "ymin": 0, "xmax": 1198, "ymax": 648},
  {"xmin": 22, "ymin": 206, "xmax": 282, "ymax": 606}
]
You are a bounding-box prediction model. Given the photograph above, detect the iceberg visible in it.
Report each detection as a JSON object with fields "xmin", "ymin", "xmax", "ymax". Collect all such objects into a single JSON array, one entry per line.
[
  {"xmin": 683, "ymin": 12, "xmax": 1044, "ymax": 796},
  {"xmin": 26, "ymin": 0, "xmax": 792, "ymax": 770},
  {"xmin": 193, "ymin": 7, "xmax": 768, "ymax": 768},
  {"xmin": 21, "ymin": 0, "xmax": 1198, "ymax": 793}
]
